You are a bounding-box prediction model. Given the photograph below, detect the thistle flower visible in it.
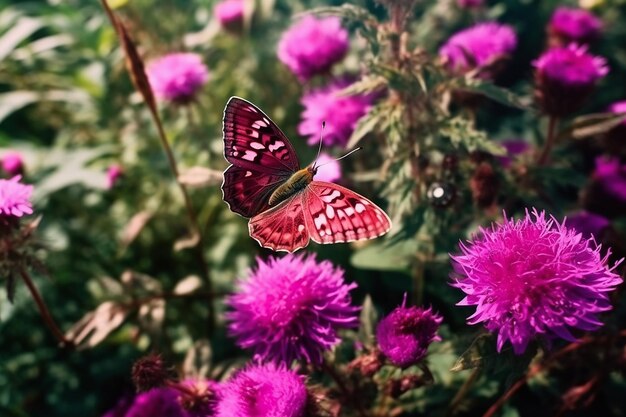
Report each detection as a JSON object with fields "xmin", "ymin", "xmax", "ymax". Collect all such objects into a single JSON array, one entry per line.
[
  {"xmin": 277, "ymin": 16, "xmax": 349, "ymax": 81},
  {"xmin": 452, "ymin": 209, "xmax": 623, "ymax": 354},
  {"xmin": 533, "ymin": 44, "xmax": 608, "ymax": 117},
  {"xmin": 457, "ymin": 0, "xmax": 483, "ymax": 8},
  {"xmin": 496, "ymin": 139, "xmax": 530, "ymax": 167},
  {"xmin": 214, "ymin": 0, "xmax": 244, "ymax": 33},
  {"xmin": 0, "ymin": 176, "xmax": 33, "ymax": 218},
  {"xmin": 216, "ymin": 363, "xmax": 308, "ymax": 417},
  {"xmin": 548, "ymin": 7, "xmax": 602, "ymax": 46},
  {"xmin": 313, "ymin": 153, "xmax": 341, "ymax": 183},
  {"xmin": 176, "ymin": 379, "xmax": 221, "ymax": 417},
  {"xmin": 146, "ymin": 53, "xmax": 209, "ymax": 104},
  {"xmin": 439, "ymin": 22, "xmax": 517, "ymax": 78},
  {"xmin": 226, "ymin": 253, "xmax": 359, "ymax": 365},
  {"xmin": 298, "ymin": 78, "xmax": 374, "ymax": 148},
  {"xmin": 376, "ymin": 296, "xmax": 443, "ymax": 368},
  {"xmin": 107, "ymin": 164, "xmax": 123, "ymax": 189},
  {"xmin": 1, "ymin": 152, "xmax": 24, "ymax": 176},
  {"xmin": 126, "ymin": 388, "xmax": 190, "ymax": 417},
  {"xmin": 565, "ymin": 211, "xmax": 610, "ymax": 240},
  {"xmin": 608, "ymin": 100, "xmax": 626, "ymax": 126}
]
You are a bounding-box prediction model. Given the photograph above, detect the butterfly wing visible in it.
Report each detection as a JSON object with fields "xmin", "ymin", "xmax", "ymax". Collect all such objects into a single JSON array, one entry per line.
[
  {"xmin": 222, "ymin": 97, "xmax": 300, "ymax": 217},
  {"xmin": 248, "ymin": 194, "xmax": 310, "ymax": 252},
  {"xmin": 303, "ymin": 182, "xmax": 392, "ymax": 244}
]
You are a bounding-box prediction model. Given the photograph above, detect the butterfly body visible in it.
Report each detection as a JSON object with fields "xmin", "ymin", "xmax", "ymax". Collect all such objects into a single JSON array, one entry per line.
[
  {"xmin": 222, "ymin": 96, "xmax": 391, "ymax": 252},
  {"xmin": 268, "ymin": 166, "xmax": 315, "ymax": 206}
]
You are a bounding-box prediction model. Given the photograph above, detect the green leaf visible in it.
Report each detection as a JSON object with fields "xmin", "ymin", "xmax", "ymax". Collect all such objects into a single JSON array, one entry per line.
[
  {"xmin": 346, "ymin": 105, "xmax": 383, "ymax": 149},
  {"xmin": 558, "ymin": 112, "xmax": 626, "ymax": 140},
  {"xmin": 0, "ymin": 15, "xmax": 44, "ymax": 61},
  {"xmin": 439, "ymin": 116, "xmax": 506, "ymax": 155},
  {"xmin": 458, "ymin": 79, "xmax": 532, "ymax": 111},
  {"xmin": 358, "ymin": 295, "xmax": 378, "ymax": 347}
]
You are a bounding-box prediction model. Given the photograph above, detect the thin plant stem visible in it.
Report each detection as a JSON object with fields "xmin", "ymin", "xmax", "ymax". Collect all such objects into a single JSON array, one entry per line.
[
  {"xmin": 537, "ymin": 116, "xmax": 559, "ymax": 166},
  {"xmin": 445, "ymin": 367, "xmax": 481, "ymax": 417},
  {"xmin": 20, "ymin": 268, "xmax": 73, "ymax": 347},
  {"xmin": 321, "ymin": 359, "xmax": 370, "ymax": 417}
]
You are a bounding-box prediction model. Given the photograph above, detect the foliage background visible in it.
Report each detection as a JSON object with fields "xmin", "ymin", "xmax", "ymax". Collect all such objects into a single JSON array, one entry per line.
[{"xmin": 1, "ymin": 0, "xmax": 626, "ymax": 416}]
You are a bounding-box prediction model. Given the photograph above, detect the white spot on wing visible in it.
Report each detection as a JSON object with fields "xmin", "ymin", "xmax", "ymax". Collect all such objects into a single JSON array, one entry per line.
[
  {"xmin": 355, "ymin": 203, "xmax": 366, "ymax": 213},
  {"xmin": 314, "ymin": 214, "xmax": 327, "ymax": 230},
  {"xmin": 345, "ymin": 207, "xmax": 355, "ymax": 216},
  {"xmin": 245, "ymin": 171, "xmax": 252, "ymax": 177},
  {"xmin": 298, "ymin": 224, "xmax": 305, "ymax": 232},
  {"xmin": 326, "ymin": 205, "xmax": 335, "ymax": 219},
  {"xmin": 242, "ymin": 150, "xmax": 257, "ymax": 161},
  {"xmin": 250, "ymin": 142, "xmax": 265, "ymax": 150},
  {"xmin": 268, "ymin": 141, "xmax": 285, "ymax": 152},
  {"xmin": 322, "ymin": 190, "xmax": 341, "ymax": 203}
]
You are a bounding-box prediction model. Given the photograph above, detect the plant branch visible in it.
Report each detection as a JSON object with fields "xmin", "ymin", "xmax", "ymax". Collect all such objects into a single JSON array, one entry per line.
[
  {"xmin": 321, "ymin": 359, "xmax": 370, "ymax": 417},
  {"xmin": 20, "ymin": 268, "xmax": 73, "ymax": 347},
  {"xmin": 445, "ymin": 367, "xmax": 481, "ymax": 417},
  {"xmin": 537, "ymin": 116, "xmax": 559, "ymax": 166}
]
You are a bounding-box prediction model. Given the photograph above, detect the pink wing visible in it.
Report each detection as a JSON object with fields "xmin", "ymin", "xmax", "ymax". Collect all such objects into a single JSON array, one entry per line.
[
  {"xmin": 222, "ymin": 97, "xmax": 300, "ymax": 218},
  {"xmin": 303, "ymin": 182, "xmax": 392, "ymax": 244},
  {"xmin": 247, "ymin": 182, "xmax": 392, "ymax": 252},
  {"xmin": 248, "ymin": 194, "xmax": 310, "ymax": 252}
]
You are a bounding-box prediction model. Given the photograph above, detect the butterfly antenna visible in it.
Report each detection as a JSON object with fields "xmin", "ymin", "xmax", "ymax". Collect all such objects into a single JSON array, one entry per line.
[
  {"xmin": 315, "ymin": 147, "xmax": 363, "ymax": 168},
  {"xmin": 313, "ymin": 121, "xmax": 325, "ymax": 169}
]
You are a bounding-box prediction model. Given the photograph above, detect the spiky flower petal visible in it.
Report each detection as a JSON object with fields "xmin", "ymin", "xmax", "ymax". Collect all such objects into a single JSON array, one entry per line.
[
  {"xmin": 0, "ymin": 176, "xmax": 33, "ymax": 218},
  {"xmin": 452, "ymin": 209, "xmax": 622, "ymax": 354},
  {"xmin": 226, "ymin": 253, "xmax": 359, "ymax": 365}
]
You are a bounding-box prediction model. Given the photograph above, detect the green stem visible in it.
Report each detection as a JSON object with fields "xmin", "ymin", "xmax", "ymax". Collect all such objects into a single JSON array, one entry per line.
[
  {"xmin": 537, "ymin": 116, "xmax": 559, "ymax": 166},
  {"xmin": 444, "ymin": 367, "xmax": 480, "ymax": 417}
]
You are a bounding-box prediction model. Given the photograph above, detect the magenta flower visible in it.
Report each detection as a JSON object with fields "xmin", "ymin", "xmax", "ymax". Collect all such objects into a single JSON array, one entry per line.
[
  {"xmin": 609, "ymin": 100, "xmax": 626, "ymax": 126},
  {"xmin": 146, "ymin": 53, "xmax": 209, "ymax": 104},
  {"xmin": 593, "ymin": 156, "xmax": 626, "ymax": 202},
  {"xmin": 533, "ymin": 44, "xmax": 608, "ymax": 116},
  {"xmin": 496, "ymin": 139, "xmax": 530, "ymax": 168},
  {"xmin": 277, "ymin": 16, "xmax": 349, "ymax": 81},
  {"xmin": 126, "ymin": 388, "xmax": 190, "ymax": 417},
  {"xmin": 313, "ymin": 153, "xmax": 341, "ymax": 183},
  {"xmin": 452, "ymin": 209, "xmax": 623, "ymax": 354},
  {"xmin": 106, "ymin": 164, "xmax": 123, "ymax": 189},
  {"xmin": 216, "ymin": 363, "xmax": 308, "ymax": 417},
  {"xmin": 565, "ymin": 211, "xmax": 610, "ymax": 240},
  {"xmin": 0, "ymin": 176, "xmax": 33, "ymax": 218},
  {"xmin": 214, "ymin": 0, "xmax": 244, "ymax": 32},
  {"xmin": 439, "ymin": 22, "xmax": 517, "ymax": 77},
  {"xmin": 457, "ymin": 0, "xmax": 483, "ymax": 7},
  {"xmin": 226, "ymin": 253, "xmax": 360, "ymax": 365},
  {"xmin": 299, "ymin": 78, "xmax": 374, "ymax": 148},
  {"xmin": 1, "ymin": 152, "xmax": 24, "ymax": 176},
  {"xmin": 376, "ymin": 296, "xmax": 443, "ymax": 368},
  {"xmin": 549, "ymin": 7, "xmax": 602, "ymax": 45}
]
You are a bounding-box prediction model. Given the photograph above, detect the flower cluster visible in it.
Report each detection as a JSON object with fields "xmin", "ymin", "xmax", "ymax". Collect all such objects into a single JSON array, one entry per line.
[
  {"xmin": 376, "ymin": 297, "xmax": 442, "ymax": 368},
  {"xmin": 439, "ymin": 22, "xmax": 517, "ymax": 77},
  {"xmin": 548, "ymin": 7, "xmax": 602, "ymax": 46},
  {"xmin": 533, "ymin": 44, "xmax": 608, "ymax": 116},
  {"xmin": 298, "ymin": 78, "xmax": 374, "ymax": 148},
  {"xmin": 146, "ymin": 53, "xmax": 209, "ymax": 104},
  {"xmin": 452, "ymin": 210, "xmax": 622, "ymax": 354},
  {"xmin": 277, "ymin": 16, "xmax": 349, "ymax": 81},
  {"xmin": 226, "ymin": 253, "xmax": 360, "ymax": 365},
  {"xmin": 216, "ymin": 363, "xmax": 308, "ymax": 417}
]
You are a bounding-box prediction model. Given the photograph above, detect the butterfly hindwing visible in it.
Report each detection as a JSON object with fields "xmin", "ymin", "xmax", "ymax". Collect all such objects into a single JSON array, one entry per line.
[
  {"xmin": 248, "ymin": 194, "xmax": 310, "ymax": 252},
  {"xmin": 223, "ymin": 97, "xmax": 300, "ymax": 173},
  {"xmin": 304, "ymin": 182, "xmax": 392, "ymax": 245}
]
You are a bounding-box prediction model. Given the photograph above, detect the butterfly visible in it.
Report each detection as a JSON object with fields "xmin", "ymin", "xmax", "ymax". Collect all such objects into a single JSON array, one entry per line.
[{"xmin": 221, "ymin": 97, "xmax": 391, "ymax": 252}]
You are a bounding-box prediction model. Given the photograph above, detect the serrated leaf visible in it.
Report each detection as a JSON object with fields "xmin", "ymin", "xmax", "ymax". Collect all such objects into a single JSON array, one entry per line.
[{"xmin": 440, "ymin": 116, "xmax": 506, "ymax": 155}]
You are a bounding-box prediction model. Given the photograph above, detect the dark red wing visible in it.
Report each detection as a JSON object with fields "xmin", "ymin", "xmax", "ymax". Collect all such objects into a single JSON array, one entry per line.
[
  {"xmin": 222, "ymin": 165, "xmax": 290, "ymax": 218},
  {"xmin": 303, "ymin": 182, "xmax": 392, "ymax": 244},
  {"xmin": 248, "ymin": 194, "xmax": 310, "ymax": 252},
  {"xmin": 223, "ymin": 97, "xmax": 300, "ymax": 173}
]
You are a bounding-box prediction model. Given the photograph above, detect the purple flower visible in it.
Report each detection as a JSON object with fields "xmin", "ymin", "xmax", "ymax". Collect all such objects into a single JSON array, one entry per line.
[
  {"xmin": 146, "ymin": 53, "xmax": 209, "ymax": 104},
  {"xmin": 216, "ymin": 363, "xmax": 308, "ymax": 417},
  {"xmin": 565, "ymin": 211, "xmax": 610, "ymax": 240},
  {"xmin": 126, "ymin": 388, "xmax": 189, "ymax": 417},
  {"xmin": 313, "ymin": 153, "xmax": 341, "ymax": 183},
  {"xmin": 277, "ymin": 16, "xmax": 349, "ymax": 81},
  {"xmin": 439, "ymin": 22, "xmax": 517, "ymax": 76},
  {"xmin": 214, "ymin": 0, "xmax": 244, "ymax": 32},
  {"xmin": 107, "ymin": 164, "xmax": 123, "ymax": 189},
  {"xmin": 452, "ymin": 209, "xmax": 623, "ymax": 354},
  {"xmin": 457, "ymin": 0, "xmax": 483, "ymax": 8},
  {"xmin": 593, "ymin": 156, "xmax": 626, "ymax": 202},
  {"xmin": 533, "ymin": 44, "xmax": 608, "ymax": 116},
  {"xmin": 496, "ymin": 139, "xmax": 530, "ymax": 167},
  {"xmin": 376, "ymin": 296, "xmax": 442, "ymax": 368},
  {"xmin": 299, "ymin": 78, "xmax": 374, "ymax": 148},
  {"xmin": 609, "ymin": 100, "xmax": 626, "ymax": 126},
  {"xmin": 226, "ymin": 253, "xmax": 360, "ymax": 365},
  {"xmin": 101, "ymin": 397, "xmax": 133, "ymax": 417},
  {"xmin": 549, "ymin": 7, "xmax": 602, "ymax": 45},
  {"xmin": 0, "ymin": 176, "xmax": 33, "ymax": 218},
  {"xmin": 1, "ymin": 152, "xmax": 24, "ymax": 176}
]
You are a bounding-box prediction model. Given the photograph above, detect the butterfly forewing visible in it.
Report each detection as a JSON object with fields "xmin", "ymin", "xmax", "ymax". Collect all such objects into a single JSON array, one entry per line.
[
  {"xmin": 304, "ymin": 182, "xmax": 391, "ymax": 244},
  {"xmin": 223, "ymin": 97, "xmax": 300, "ymax": 173},
  {"xmin": 248, "ymin": 195, "xmax": 310, "ymax": 252},
  {"xmin": 222, "ymin": 165, "xmax": 290, "ymax": 217}
]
